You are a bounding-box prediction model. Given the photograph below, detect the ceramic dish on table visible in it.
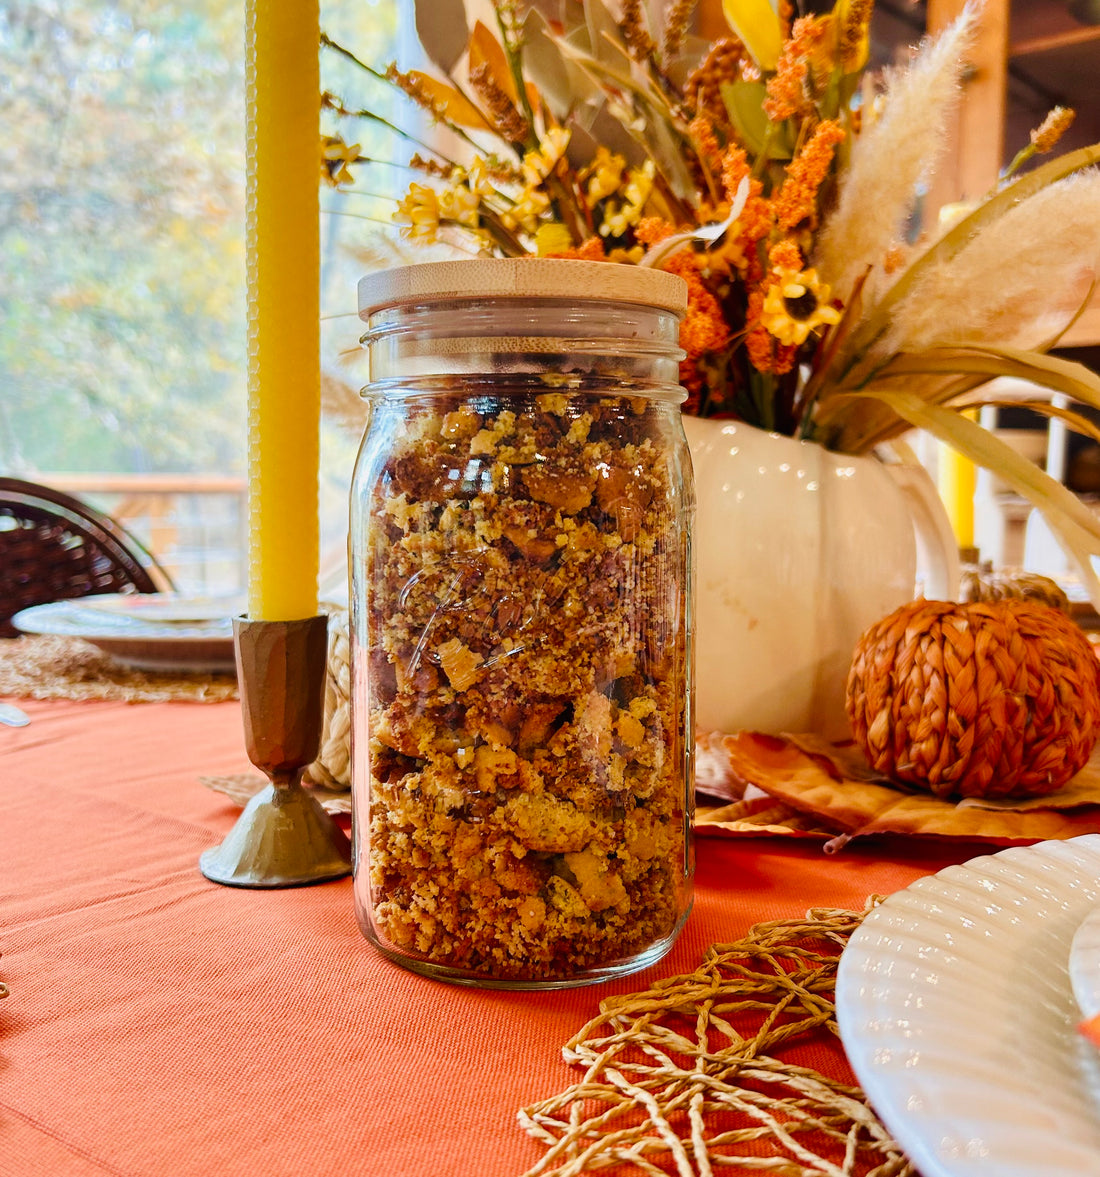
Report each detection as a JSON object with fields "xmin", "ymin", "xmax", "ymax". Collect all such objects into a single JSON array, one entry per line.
[
  {"xmin": 11, "ymin": 593, "xmax": 244, "ymax": 673},
  {"xmin": 1070, "ymin": 904, "xmax": 1100, "ymax": 1026},
  {"xmin": 836, "ymin": 834, "xmax": 1100, "ymax": 1177}
]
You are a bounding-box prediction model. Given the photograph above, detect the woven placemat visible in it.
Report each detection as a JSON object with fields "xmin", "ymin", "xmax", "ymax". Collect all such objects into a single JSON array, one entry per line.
[
  {"xmin": 0, "ymin": 634, "xmax": 238, "ymax": 703},
  {"xmin": 519, "ymin": 900, "xmax": 911, "ymax": 1177}
]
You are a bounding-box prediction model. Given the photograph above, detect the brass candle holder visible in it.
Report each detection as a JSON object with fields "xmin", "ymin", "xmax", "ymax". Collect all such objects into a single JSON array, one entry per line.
[{"xmin": 200, "ymin": 614, "xmax": 352, "ymax": 888}]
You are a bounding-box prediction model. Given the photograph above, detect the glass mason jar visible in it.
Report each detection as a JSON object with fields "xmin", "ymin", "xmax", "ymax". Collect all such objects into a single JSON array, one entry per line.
[{"xmin": 350, "ymin": 258, "xmax": 695, "ymax": 988}]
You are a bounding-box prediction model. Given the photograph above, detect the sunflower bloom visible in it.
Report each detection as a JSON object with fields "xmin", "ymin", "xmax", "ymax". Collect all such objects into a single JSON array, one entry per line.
[
  {"xmin": 760, "ymin": 265, "xmax": 841, "ymax": 345},
  {"xmin": 746, "ymin": 289, "xmax": 799, "ymax": 374}
]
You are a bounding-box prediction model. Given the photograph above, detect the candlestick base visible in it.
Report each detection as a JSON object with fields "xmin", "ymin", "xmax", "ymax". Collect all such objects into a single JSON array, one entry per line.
[{"xmin": 200, "ymin": 615, "xmax": 351, "ymax": 888}]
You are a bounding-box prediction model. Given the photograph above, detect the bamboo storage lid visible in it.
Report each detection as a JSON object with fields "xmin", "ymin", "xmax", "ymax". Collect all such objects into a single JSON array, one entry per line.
[{"xmin": 358, "ymin": 258, "xmax": 688, "ymax": 319}]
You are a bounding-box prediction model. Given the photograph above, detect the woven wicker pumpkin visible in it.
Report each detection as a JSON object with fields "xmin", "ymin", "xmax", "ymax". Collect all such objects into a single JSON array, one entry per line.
[
  {"xmin": 846, "ymin": 598, "xmax": 1100, "ymax": 799},
  {"xmin": 958, "ymin": 566, "xmax": 1070, "ymax": 612}
]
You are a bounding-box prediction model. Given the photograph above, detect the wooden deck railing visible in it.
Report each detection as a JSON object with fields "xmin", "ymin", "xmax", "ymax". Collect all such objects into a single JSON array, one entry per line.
[{"xmin": 39, "ymin": 473, "xmax": 248, "ymax": 597}]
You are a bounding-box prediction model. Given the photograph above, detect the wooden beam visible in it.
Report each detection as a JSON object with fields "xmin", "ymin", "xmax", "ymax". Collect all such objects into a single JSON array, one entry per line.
[
  {"xmin": 925, "ymin": 0, "xmax": 1009, "ymax": 216},
  {"xmin": 1011, "ymin": 25, "xmax": 1100, "ymax": 57}
]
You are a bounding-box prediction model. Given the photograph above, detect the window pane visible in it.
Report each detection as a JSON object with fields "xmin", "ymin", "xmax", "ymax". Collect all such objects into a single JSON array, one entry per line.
[{"xmin": 0, "ymin": 1, "xmax": 399, "ymax": 597}]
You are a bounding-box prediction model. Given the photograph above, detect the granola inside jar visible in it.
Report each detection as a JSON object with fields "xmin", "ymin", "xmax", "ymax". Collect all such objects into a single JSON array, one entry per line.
[{"xmin": 351, "ymin": 259, "xmax": 694, "ymax": 988}]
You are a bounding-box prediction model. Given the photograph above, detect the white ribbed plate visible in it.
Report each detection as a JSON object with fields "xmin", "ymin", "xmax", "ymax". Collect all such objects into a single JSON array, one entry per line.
[
  {"xmin": 837, "ymin": 835, "xmax": 1100, "ymax": 1177},
  {"xmin": 1070, "ymin": 905, "xmax": 1100, "ymax": 1022}
]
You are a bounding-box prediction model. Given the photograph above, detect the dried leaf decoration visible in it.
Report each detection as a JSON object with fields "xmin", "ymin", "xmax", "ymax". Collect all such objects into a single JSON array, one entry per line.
[
  {"xmin": 470, "ymin": 20, "xmax": 520, "ymax": 105},
  {"xmin": 414, "ymin": 0, "xmax": 468, "ymax": 76},
  {"xmin": 407, "ymin": 70, "xmax": 494, "ymax": 131},
  {"xmin": 521, "ymin": 8, "xmax": 586, "ymax": 122},
  {"xmin": 721, "ymin": 0, "xmax": 782, "ymax": 71},
  {"xmin": 585, "ymin": 0, "xmax": 631, "ymax": 68},
  {"xmin": 696, "ymin": 731, "xmax": 1100, "ymax": 849}
]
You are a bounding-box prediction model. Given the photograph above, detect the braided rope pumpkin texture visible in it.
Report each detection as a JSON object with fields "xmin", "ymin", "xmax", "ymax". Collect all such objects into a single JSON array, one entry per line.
[{"xmin": 846, "ymin": 598, "xmax": 1100, "ymax": 799}]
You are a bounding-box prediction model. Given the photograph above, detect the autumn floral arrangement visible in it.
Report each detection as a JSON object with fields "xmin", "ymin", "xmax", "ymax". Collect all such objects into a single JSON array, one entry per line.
[{"xmin": 321, "ymin": 0, "xmax": 1100, "ymax": 595}]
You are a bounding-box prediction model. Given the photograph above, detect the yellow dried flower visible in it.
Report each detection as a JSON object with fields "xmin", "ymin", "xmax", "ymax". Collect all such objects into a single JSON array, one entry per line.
[
  {"xmin": 321, "ymin": 135, "xmax": 359, "ymax": 187},
  {"xmin": 462, "ymin": 157, "xmax": 495, "ymax": 198},
  {"xmin": 394, "ymin": 183, "xmax": 441, "ymax": 243},
  {"xmin": 439, "ymin": 182, "xmax": 480, "ymax": 229},
  {"xmin": 522, "ymin": 128, "xmax": 572, "ymax": 186},
  {"xmin": 501, "ymin": 185, "xmax": 552, "ymax": 235},
  {"xmin": 598, "ymin": 162, "xmax": 655, "ymax": 238},
  {"xmin": 579, "ymin": 147, "xmax": 626, "ymax": 206}
]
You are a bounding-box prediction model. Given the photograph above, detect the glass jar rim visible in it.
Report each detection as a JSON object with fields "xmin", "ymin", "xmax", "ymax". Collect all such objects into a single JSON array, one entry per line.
[{"xmin": 357, "ymin": 258, "xmax": 688, "ymax": 321}]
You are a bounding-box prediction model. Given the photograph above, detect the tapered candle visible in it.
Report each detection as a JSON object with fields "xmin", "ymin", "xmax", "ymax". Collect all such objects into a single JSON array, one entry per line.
[
  {"xmin": 244, "ymin": 0, "xmax": 320, "ymax": 620},
  {"xmin": 938, "ymin": 436, "xmax": 976, "ymax": 550},
  {"xmin": 935, "ymin": 203, "xmax": 978, "ymax": 555}
]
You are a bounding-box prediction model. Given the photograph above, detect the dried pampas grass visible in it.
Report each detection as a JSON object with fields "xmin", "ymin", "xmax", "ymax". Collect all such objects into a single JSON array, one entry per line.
[
  {"xmin": 814, "ymin": 4, "xmax": 979, "ymax": 305},
  {"xmin": 880, "ymin": 170, "xmax": 1100, "ymax": 356}
]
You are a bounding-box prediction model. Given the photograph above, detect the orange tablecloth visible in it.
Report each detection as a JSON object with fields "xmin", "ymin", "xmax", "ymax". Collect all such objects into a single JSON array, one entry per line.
[{"xmin": 0, "ymin": 696, "xmax": 996, "ymax": 1177}]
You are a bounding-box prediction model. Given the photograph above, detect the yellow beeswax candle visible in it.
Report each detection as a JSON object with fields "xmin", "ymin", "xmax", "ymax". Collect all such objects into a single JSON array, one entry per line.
[
  {"xmin": 244, "ymin": 0, "xmax": 320, "ymax": 620},
  {"xmin": 938, "ymin": 437, "xmax": 976, "ymax": 551}
]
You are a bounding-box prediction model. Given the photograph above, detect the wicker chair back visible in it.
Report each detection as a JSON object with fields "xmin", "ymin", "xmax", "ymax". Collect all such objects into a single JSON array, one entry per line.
[{"xmin": 0, "ymin": 477, "xmax": 171, "ymax": 637}]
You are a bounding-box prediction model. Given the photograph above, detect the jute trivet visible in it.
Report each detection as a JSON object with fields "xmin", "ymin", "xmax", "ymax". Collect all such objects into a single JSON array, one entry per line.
[
  {"xmin": 519, "ymin": 901, "xmax": 911, "ymax": 1177},
  {"xmin": 0, "ymin": 634, "xmax": 238, "ymax": 703}
]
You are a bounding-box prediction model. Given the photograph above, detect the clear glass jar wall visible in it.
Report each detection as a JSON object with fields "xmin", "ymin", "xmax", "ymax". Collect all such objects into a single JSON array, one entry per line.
[{"xmin": 350, "ymin": 260, "xmax": 695, "ymax": 988}]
